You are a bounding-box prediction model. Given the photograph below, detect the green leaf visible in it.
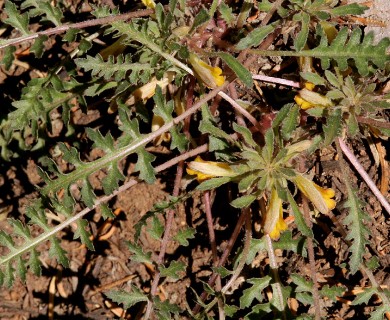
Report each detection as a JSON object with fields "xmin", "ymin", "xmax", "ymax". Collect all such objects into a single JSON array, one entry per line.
[
  {"xmin": 30, "ymin": 35, "xmax": 48, "ymax": 58},
  {"xmin": 281, "ymin": 104, "xmax": 299, "ymax": 140},
  {"xmin": 224, "ymin": 304, "xmax": 239, "ymax": 317},
  {"xmin": 173, "ymin": 227, "xmax": 196, "ymax": 246},
  {"xmin": 328, "ymin": 3, "xmax": 367, "ymax": 16},
  {"xmin": 291, "ymin": 274, "xmax": 313, "ymax": 292},
  {"xmin": 270, "ymin": 284, "xmax": 291, "ymax": 312},
  {"xmin": 16, "ymin": 256, "xmax": 27, "ymax": 283},
  {"xmin": 325, "ymin": 70, "xmax": 342, "ymax": 88},
  {"xmin": 230, "ymin": 194, "xmax": 257, "ymax": 208},
  {"xmin": 240, "ymin": 276, "xmax": 272, "ymax": 308},
  {"xmin": 296, "ymin": 292, "xmax": 314, "ymax": 305},
  {"xmin": 149, "ymin": 216, "xmax": 164, "ymax": 240},
  {"xmin": 106, "ymin": 286, "xmax": 149, "ymax": 309},
  {"xmin": 196, "ymin": 176, "xmax": 232, "ymax": 191},
  {"xmin": 323, "ymin": 108, "xmax": 342, "ymax": 146},
  {"xmin": 153, "ymin": 87, "xmax": 188, "ymax": 151},
  {"xmin": 74, "ymin": 219, "xmax": 94, "ymax": 251},
  {"xmin": 4, "ymin": 1, "xmax": 30, "ymax": 35},
  {"xmin": 135, "ymin": 149, "xmax": 156, "ymax": 184},
  {"xmin": 126, "ymin": 241, "xmax": 152, "ymax": 264},
  {"xmin": 2, "ymin": 46, "xmax": 16, "ymax": 71},
  {"xmin": 352, "ymin": 287, "xmax": 376, "ymax": 305},
  {"xmin": 369, "ymin": 305, "xmax": 390, "ymax": 320},
  {"xmin": 9, "ymin": 219, "xmax": 31, "ymax": 240},
  {"xmin": 87, "ymin": 128, "xmax": 115, "ymax": 152},
  {"xmin": 320, "ymin": 285, "xmax": 345, "ymax": 302},
  {"xmin": 343, "ymin": 185, "xmax": 370, "ymax": 274},
  {"xmin": 81, "ymin": 179, "xmax": 96, "ymax": 208},
  {"xmin": 100, "ymin": 203, "xmax": 116, "ymax": 219},
  {"xmin": 49, "ymin": 237, "xmax": 69, "ymax": 268},
  {"xmin": 294, "ymin": 12, "xmax": 310, "ymax": 51},
  {"xmin": 272, "ymin": 103, "xmax": 293, "ymax": 129},
  {"xmin": 76, "ymin": 54, "xmax": 153, "ymax": 82},
  {"xmin": 159, "ymin": 261, "xmax": 186, "ymax": 280},
  {"xmin": 219, "ymin": 3, "xmax": 234, "ymax": 26},
  {"xmin": 154, "ymin": 298, "xmax": 181, "ymax": 318},
  {"xmin": 102, "ymin": 161, "xmax": 125, "ymax": 195},
  {"xmin": 191, "ymin": 8, "xmax": 210, "ymax": 31},
  {"xmin": 217, "ymin": 52, "xmax": 253, "ymax": 88},
  {"xmin": 236, "ymin": 23, "xmax": 277, "ymax": 50},
  {"xmin": 309, "ymin": 27, "xmax": 390, "ymax": 76},
  {"xmin": 29, "ymin": 249, "xmax": 41, "ymax": 276},
  {"xmin": 246, "ymin": 232, "xmax": 307, "ymax": 264},
  {"xmin": 233, "ymin": 123, "xmax": 257, "ymax": 148},
  {"xmin": 211, "ymin": 266, "xmax": 232, "ymax": 278},
  {"xmin": 287, "ymin": 191, "xmax": 313, "ymax": 238},
  {"xmin": 300, "ymin": 72, "xmax": 326, "ymax": 86},
  {"xmin": 262, "ymin": 128, "xmax": 274, "ymax": 162}
]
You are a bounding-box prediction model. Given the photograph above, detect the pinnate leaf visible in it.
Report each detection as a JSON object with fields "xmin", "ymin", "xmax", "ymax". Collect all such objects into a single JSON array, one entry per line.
[
  {"xmin": 106, "ymin": 286, "xmax": 149, "ymax": 309},
  {"xmin": 4, "ymin": 1, "xmax": 30, "ymax": 35},
  {"xmin": 173, "ymin": 228, "xmax": 196, "ymax": 246},
  {"xmin": 240, "ymin": 276, "xmax": 272, "ymax": 308},
  {"xmin": 159, "ymin": 261, "xmax": 186, "ymax": 280}
]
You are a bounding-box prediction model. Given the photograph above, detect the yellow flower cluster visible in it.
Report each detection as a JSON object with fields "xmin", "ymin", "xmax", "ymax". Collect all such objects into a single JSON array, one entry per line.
[{"xmin": 186, "ymin": 158, "xmax": 336, "ymax": 240}]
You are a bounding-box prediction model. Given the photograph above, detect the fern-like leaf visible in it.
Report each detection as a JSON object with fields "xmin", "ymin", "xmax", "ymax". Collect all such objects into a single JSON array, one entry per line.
[
  {"xmin": 310, "ymin": 27, "xmax": 390, "ymax": 76},
  {"xmin": 76, "ymin": 54, "xmax": 153, "ymax": 82},
  {"xmin": 343, "ymin": 186, "xmax": 370, "ymax": 274},
  {"xmin": 21, "ymin": 0, "xmax": 63, "ymax": 26},
  {"xmin": 4, "ymin": 1, "xmax": 30, "ymax": 35}
]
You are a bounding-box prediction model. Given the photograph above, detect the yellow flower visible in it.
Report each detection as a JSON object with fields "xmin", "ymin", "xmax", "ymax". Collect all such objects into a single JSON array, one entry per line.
[
  {"xmin": 151, "ymin": 114, "xmax": 170, "ymax": 145},
  {"xmin": 188, "ymin": 53, "xmax": 225, "ymax": 89},
  {"xmin": 186, "ymin": 156, "xmax": 235, "ymax": 182},
  {"xmin": 294, "ymin": 82, "xmax": 332, "ymax": 110},
  {"xmin": 141, "ymin": 0, "xmax": 156, "ymax": 9},
  {"xmin": 263, "ymin": 188, "xmax": 288, "ymax": 240},
  {"xmin": 294, "ymin": 174, "xmax": 336, "ymax": 214}
]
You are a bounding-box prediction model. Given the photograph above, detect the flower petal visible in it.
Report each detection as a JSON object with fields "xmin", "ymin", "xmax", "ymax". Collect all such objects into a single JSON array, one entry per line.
[
  {"xmin": 186, "ymin": 156, "xmax": 235, "ymax": 182},
  {"xmin": 189, "ymin": 53, "xmax": 225, "ymax": 89},
  {"xmin": 295, "ymin": 174, "xmax": 336, "ymax": 214},
  {"xmin": 263, "ymin": 189, "xmax": 288, "ymax": 240}
]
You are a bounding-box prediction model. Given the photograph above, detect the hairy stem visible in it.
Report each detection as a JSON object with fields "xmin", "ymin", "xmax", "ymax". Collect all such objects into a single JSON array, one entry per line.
[
  {"xmin": 338, "ymin": 138, "xmax": 390, "ymax": 215},
  {"xmin": 192, "ymin": 207, "xmax": 250, "ymax": 314},
  {"xmin": 302, "ymin": 196, "xmax": 321, "ymax": 320},
  {"xmin": 0, "ymin": 9, "xmax": 154, "ymax": 49},
  {"xmin": 264, "ymin": 234, "xmax": 285, "ymax": 318},
  {"xmin": 145, "ymin": 161, "xmax": 185, "ymax": 319}
]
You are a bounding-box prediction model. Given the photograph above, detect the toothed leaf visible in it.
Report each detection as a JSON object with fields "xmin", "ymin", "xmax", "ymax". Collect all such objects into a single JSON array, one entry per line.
[
  {"xmin": 126, "ymin": 241, "xmax": 152, "ymax": 264},
  {"xmin": 218, "ymin": 52, "xmax": 253, "ymax": 88},
  {"xmin": 323, "ymin": 108, "xmax": 342, "ymax": 146},
  {"xmin": 294, "ymin": 12, "xmax": 310, "ymax": 51},
  {"xmin": 4, "ymin": 1, "xmax": 30, "ymax": 35},
  {"xmin": 343, "ymin": 186, "xmax": 370, "ymax": 274},
  {"xmin": 240, "ymin": 276, "xmax": 272, "ymax": 308},
  {"xmin": 135, "ymin": 149, "xmax": 156, "ymax": 184},
  {"xmin": 149, "ymin": 216, "xmax": 164, "ymax": 240},
  {"xmin": 159, "ymin": 261, "xmax": 186, "ymax": 280},
  {"xmin": 173, "ymin": 227, "xmax": 196, "ymax": 247},
  {"xmin": 81, "ymin": 179, "xmax": 96, "ymax": 208},
  {"xmin": 102, "ymin": 161, "xmax": 125, "ymax": 195},
  {"xmin": 76, "ymin": 54, "xmax": 153, "ymax": 82},
  {"xmin": 106, "ymin": 286, "xmax": 149, "ymax": 309},
  {"xmin": 49, "ymin": 237, "xmax": 69, "ymax": 268},
  {"xmin": 74, "ymin": 219, "xmax": 94, "ymax": 251},
  {"xmin": 87, "ymin": 128, "xmax": 115, "ymax": 153},
  {"xmin": 29, "ymin": 249, "xmax": 41, "ymax": 276},
  {"xmin": 236, "ymin": 23, "xmax": 276, "ymax": 50}
]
